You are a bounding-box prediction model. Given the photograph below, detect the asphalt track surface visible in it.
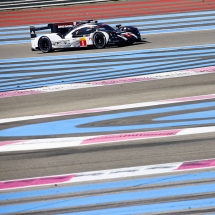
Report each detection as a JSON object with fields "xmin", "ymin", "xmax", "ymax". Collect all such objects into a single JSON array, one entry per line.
[
  {"xmin": 1, "ymin": 30, "xmax": 215, "ymax": 117},
  {"xmin": 1, "ymin": 1, "xmax": 215, "ymax": 214},
  {"xmin": 1, "ymin": 29, "xmax": 215, "ymax": 179}
]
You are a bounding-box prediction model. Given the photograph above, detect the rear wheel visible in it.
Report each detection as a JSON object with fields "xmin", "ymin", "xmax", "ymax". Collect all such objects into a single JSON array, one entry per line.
[
  {"xmin": 93, "ymin": 32, "xmax": 106, "ymax": 49},
  {"xmin": 118, "ymin": 41, "xmax": 126, "ymax": 47},
  {"xmin": 38, "ymin": 37, "xmax": 52, "ymax": 53},
  {"xmin": 129, "ymin": 39, "xmax": 135, "ymax": 45}
]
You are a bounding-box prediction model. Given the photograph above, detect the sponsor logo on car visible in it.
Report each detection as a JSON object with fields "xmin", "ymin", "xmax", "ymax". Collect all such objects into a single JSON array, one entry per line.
[
  {"xmin": 58, "ymin": 25, "xmax": 73, "ymax": 28},
  {"xmin": 52, "ymin": 40, "xmax": 71, "ymax": 45}
]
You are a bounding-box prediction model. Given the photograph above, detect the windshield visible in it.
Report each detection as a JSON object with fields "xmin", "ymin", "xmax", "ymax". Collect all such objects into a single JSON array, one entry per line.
[{"xmin": 97, "ymin": 24, "xmax": 115, "ymax": 31}]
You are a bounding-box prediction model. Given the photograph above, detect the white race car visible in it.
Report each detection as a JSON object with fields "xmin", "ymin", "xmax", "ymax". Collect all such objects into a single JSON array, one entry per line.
[{"xmin": 30, "ymin": 20, "xmax": 141, "ymax": 53}]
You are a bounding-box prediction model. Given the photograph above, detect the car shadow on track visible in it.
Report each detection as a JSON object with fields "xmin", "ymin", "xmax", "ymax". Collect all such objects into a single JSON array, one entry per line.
[{"xmin": 34, "ymin": 40, "xmax": 149, "ymax": 55}]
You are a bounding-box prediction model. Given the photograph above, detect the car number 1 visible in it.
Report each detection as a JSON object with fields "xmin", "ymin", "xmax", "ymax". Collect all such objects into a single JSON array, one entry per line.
[{"xmin": 79, "ymin": 38, "xmax": 87, "ymax": 47}]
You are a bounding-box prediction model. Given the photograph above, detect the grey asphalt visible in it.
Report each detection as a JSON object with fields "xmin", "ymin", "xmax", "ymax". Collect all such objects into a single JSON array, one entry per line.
[
  {"xmin": 0, "ymin": 30, "xmax": 215, "ymax": 180},
  {"xmin": 0, "ymin": 28, "xmax": 215, "ymax": 214},
  {"xmin": 0, "ymin": 30, "xmax": 214, "ymax": 60},
  {"xmin": 1, "ymin": 168, "xmax": 215, "ymax": 215}
]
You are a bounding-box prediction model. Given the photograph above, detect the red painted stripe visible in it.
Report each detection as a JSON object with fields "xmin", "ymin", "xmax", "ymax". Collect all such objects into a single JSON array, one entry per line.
[
  {"xmin": 1, "ymin": 1, "xmax": 211, "ymax": 20},
  {"xmin": 1, "ymin": 0, "xmax": 214, "ymax": 17},
  {"xmin": 1, "ymin": 1, "xmax": 213, "ymax": 20},
  {"xmin": 0, "ymin": 174, "xmax": 76, "ymax": 190},
  {"xmin": 1, "ymin": 158, "xmax": 215, "ymax": 190},
  {"xmin": 1, "ymin": 7, "xmax": 213, "ymax": 27},
  {"xmin": 0, "ymin": 0, "xmax": 191, "ymax": 15},
  {"xmin": 1, "ymin": 5, "xmax": 213, "ymax": 24},
  {"xmin": 0, "ymin": 140, "xmax": 23, "ymax": 146},
  {"xmin": 81, "ymin": 130, "xmax": 181, "ymax": 144},
  {"xmin": 177, "ymin": 159, "xmax": 215, "ymax": 170},
  {"xmin": 1, "ymin": 0, "xmax": 215, "ymax": 27}
]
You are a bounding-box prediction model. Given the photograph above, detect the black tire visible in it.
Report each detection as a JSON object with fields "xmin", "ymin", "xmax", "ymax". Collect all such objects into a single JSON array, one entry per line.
[
  {"xmin": 118, "ymin": 41, "xmax": 126, "ymax": 47},
  {"xmin": 38, "ymin": 36, "xmax": 52, "ymax": 53},
  {"xmin": 128, "ymin": 39, "xmax": 135, "ymax": 45},
  {"xmin": 93, "ymin": 32, "xmax": 106, "ymax": 49}
]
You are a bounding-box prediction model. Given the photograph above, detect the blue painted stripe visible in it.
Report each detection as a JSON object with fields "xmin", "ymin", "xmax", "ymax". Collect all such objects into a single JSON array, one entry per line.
[
  {"xmin": 1, "ymin": 45, "xmax": 214, "ymax": 72},
  {"xmin": 0, "ymin": 35, "xmax": 27, "ymax": 41},
  {"xmin": 1, "ymin": 60, "xmax": 195, "ymax": 81},
  {"xmin": 1, "ymin": 171, "xmax": 215, "ymax": 202},
  {"xmin": 122, "ymin": 16, "xmax": 215, "ymax": 27},
  {"xmin": 0, "ymin": 40, "xmax": 29, "ymax": 45},
  {"xmin": 0, "ymin": 50, "xmax": 196, "ymax": 69},
  {"xmin": 1, "ymin": 48, "xmax": 215, "ymax": 68},
  {"xmin": 0, "ymin": 44, "xmax": 214, "ymax": 63},
  {"xmin": 0, "ymin": 16, "xmax": 215, "ymax": 42},
  {"xmin": 0, "ymin": 58, "xmax": 193, "ymax": 73},
  {"xmin": 141, "ymin": 25, "xmax": 215, "ymax": 35},
  {"xmin": 0, "ymin": 26, "xmax": 31, "ymax": 31},
  {"xmin": 1, "ymin": 11, "xmax": 215, "ymax": 45},
  {"xmin": 0, "ymin": 30, "xmax": 39, "ymax": 35},
  {"xmin": 0, "ymin": 35, "xmax": 29, "ymax": 39},
  {"xmin": 128, "ymin": 20, "xmax": 215, "ymax": 31},
  {"xmin": 0, "ymin": 10, "xmax": 214, "ymax": 32},
  {"xmin": 1, "ymin": 43, "xmax": 213, "ymax": 91},
  {"xmin": 1, "ymin": 45, "xmax": 214, "ymax": 93},
  {"xmin": 0, "ymin": 58, "xmax": 201, "ymax": 89},
  {"xmin": 0, "ymin": 44, "xmax": 213, "ymax": 89},
  {"xmin": 0, "ymin": 55, "xmax": 188, "ymax": 82},
  {"xmin": 61, "ymin": 62, "xmax": 215, "ymax": 91},
  {"xmin": 5, "ymin": 113, "xmax": 215, "ymax": 135},
  {"xmin": 1, "ymin": 60, "xmax": 214, "ymax": 92},
  {"xmin": 0, "ymin": 24, "xmax": 55, "ymax": 31},
  {"xmin": 64, "ymin": 60, "xmax": 215, "ymax": 84},
  {"xmin": 58, "ymin": 198, "xmax": 215, "ymax": 215},
  {"xmin": 1, "ymin": 101, "xmax": 215, "ymax": 136},
  {"xmin": 0, "ymin": 57, "xmax": 209, "ymax": 84},
  {"xmin": 1, "ymin": 26, "xmax": 214, "ymax": 45},
  {"xmin": 1, "ymin": 183, "xmax": 215, "ymax": 214},
  {"xmin": 1, "ymin": 17, "xmax": 214, "ymax": 39},
  {"xmin": 100, "ymin": 10, "xmax": 215, "ymax": 23},
  {"xmin": 155, "ymin": 110, "xmax": 215, "ymax": 121}
]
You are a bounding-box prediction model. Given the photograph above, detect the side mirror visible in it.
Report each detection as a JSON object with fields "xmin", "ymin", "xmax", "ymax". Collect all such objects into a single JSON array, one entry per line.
[{"xmin": 116, "ymin": 24, "xmax": 121, "ymax": 28}]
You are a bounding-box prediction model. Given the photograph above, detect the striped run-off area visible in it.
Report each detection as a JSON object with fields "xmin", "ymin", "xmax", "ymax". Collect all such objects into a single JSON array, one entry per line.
[
  {"xmin": 1, "ymin": 1, "xmax": 215, "ymax": 215},
  {"xmin": 1, "ymin": 43, "xmax": 215, "ymax": 93},
  {"xmin": 0, "ymin": 0, "xmax": 109, "ymax": 11},
  {"xmin": 1, "ymin": 10, "xmax": 215, "ymax": 45},
  {"xmin": 1, "ymin": 0, "xmax": 215, "ymax": 26},
  {"xmin": 0, "ymin": 93, "xmax": 215, "ymax": 151},
  {"xmin": 1, "ymin": 92, "xmax": 215, "ymax": 213},
  {"xmin": 0, "ymin": 158, "xmax": 215, "ymax": 214}
]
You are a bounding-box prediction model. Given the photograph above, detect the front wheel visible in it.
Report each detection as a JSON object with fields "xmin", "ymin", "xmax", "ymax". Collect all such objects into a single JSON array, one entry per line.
[
  {"xmin": 93, "ymin": 32, "xmax": 106, "ymax": 49},
  {"xmin": 38, "ymin": 36, "xmax": 52, "ymax": 53}
]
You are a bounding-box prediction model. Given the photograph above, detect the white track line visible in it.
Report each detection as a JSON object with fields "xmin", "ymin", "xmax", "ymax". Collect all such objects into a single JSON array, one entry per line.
[
  {"xmin": 1, "ymin": 157, "xmax": 215, "ymax": 190},
  {"xmin": 0, "ymin": 126, "xmax": 215, "ymax": 152},
  {"xmin": 0, "ymin": 94, "xmax": 215, "ymax": 152}
]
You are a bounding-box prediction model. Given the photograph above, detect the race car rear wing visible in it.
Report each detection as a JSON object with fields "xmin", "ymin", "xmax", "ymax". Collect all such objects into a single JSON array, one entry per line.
[
  {"xmin": 30, "ymin": 25, "xmax": 49, "ymax": 38},
  {"xmin": 30, "ymin": 22, "xmax": 77, "ymax": 38},
  {"xmin": 30, "ymin": 20, "xmax": 98, "ymax": 38}
]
